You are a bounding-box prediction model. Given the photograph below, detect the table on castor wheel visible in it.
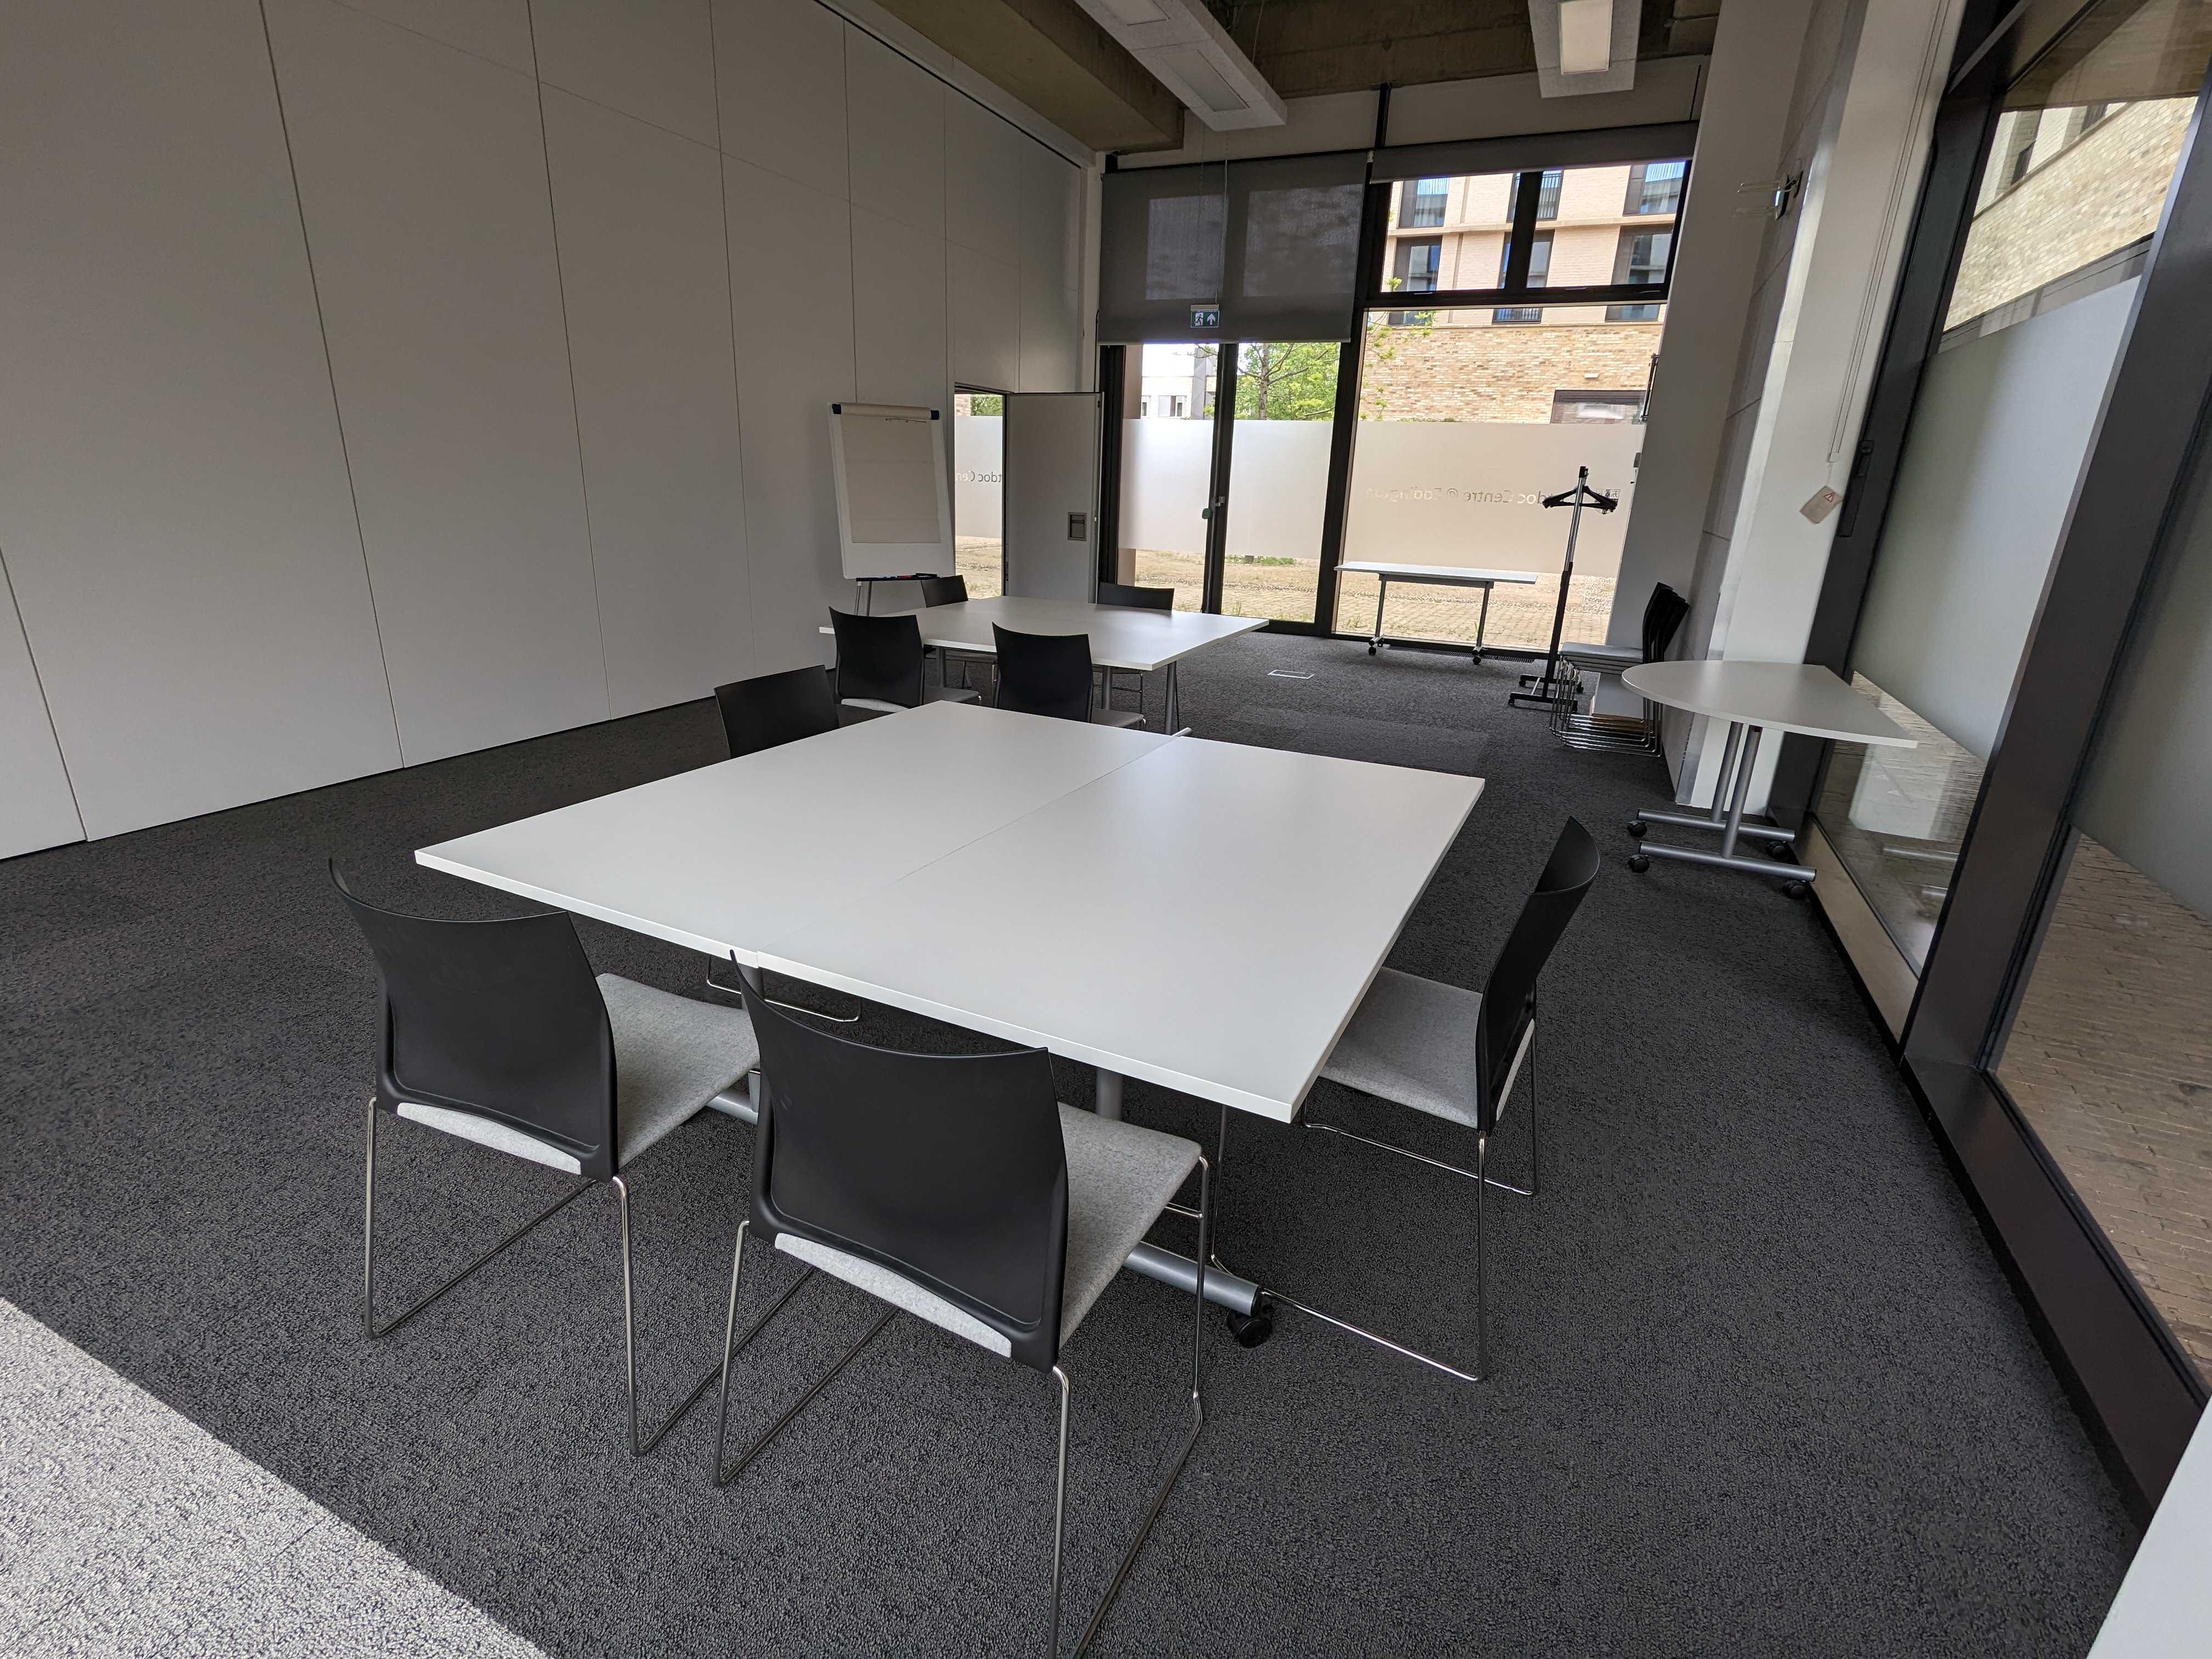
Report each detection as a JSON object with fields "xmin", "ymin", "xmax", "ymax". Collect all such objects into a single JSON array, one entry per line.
[
  {"xmin": 1336, "ymin": 561, "xmax": 1539, "ymax": 663},
  {"xmin": 1620, "ymin": 660, "xmax": 1916, "ymax": 895}
]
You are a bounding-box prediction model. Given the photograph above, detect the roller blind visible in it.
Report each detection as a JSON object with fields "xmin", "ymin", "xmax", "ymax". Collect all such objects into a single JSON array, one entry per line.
[{"xmin": 1099, "ymin": 152, "xmax": 1367, "ymax": 343}]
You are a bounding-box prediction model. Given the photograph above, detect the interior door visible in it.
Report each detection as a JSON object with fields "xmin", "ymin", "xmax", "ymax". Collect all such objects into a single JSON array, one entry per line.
[{"xmin": 1003, "ymin": 392, "xmax": 1102, "ymax": 600}]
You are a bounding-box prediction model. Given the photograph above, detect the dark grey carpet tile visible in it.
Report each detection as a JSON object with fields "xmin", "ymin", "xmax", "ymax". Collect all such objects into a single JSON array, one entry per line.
[{"xmin": 0, "ymin": 632, "xmax": 2135, "ymax": 1657}]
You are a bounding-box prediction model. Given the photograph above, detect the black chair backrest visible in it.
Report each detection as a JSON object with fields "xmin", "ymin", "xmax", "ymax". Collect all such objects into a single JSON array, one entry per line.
[
  {"xmin": 1474, "ymin": 819, "xmax": 1599, "ymax": 1133},
  {"xmin": 736, "ymin": 962, "xmax": 1069, "ymax": 1372},
  {"xmin": 715, "ymin": 666, "xmax": 838, "ymax": 758},
  {"xmin": 1641, "ymin": 584, "xmax": 1690, "ymax": 664},
  {"xmin": 1096, "ymin": 580, "xmax": 1173, "ymax": 611},
  {"xmin": 992, "ymin": 625, "xmax": 1096, "ymax": 723},
  {"xmin": 830, "ymin": 609, "xmax": 925, "ymax": 708},
  {"xmin": 917, "ymin": 574, "xmax": 968, "ymax": 607},
  {"xmin": 331, "ymin": 865, "xmax": 618, "ymax": 1179}
]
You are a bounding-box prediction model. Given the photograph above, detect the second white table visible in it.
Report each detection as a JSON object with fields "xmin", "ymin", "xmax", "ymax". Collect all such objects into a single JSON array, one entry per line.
[
  {"xmin": 824, "ymin": 595, "xmax": 1265, "ymax": 730},
  {"xmin": 1336, "ymin": 561, "xmax": 1539, "ymax": 663},
  {"xmin": 1620, "ymin": 660, "xmax": 1917, "ymax": 893}
]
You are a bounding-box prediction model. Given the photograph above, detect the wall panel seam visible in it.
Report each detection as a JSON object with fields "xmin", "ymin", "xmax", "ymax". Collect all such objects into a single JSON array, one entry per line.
[
  {"xmin": 706, "ymin": 0, "xmax": 761, "ymax": 664},
  {"xmin": 0, "ymin": 543, "xmax": 86, "ymax": 839},
  {"xmin": 525, "ymin": 0, "xmax": 615, "ymax": 719},
  {"xmin": 315, "ymin": 0, "xmax": 534, "ymax": 83},
  {"xmin": 256, "ymin": 0, "xmax": 403, "ymax": 762}
]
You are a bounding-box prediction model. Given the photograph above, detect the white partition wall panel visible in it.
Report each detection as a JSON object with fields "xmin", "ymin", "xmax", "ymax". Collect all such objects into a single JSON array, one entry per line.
[
  {"xmin": 950, "ymin": 245, "xmax": 1022, "ymax": 392},
  {"xmin": 712, "ymin": 0, "xmax": 849, "ymax": 198},
  {"xmin": 1018, "ymin": 146, "xmax": 1085, "ymax": 391},
  {"xmin": 530, "ymin": 0, "xmax": 718, "ymax": 146},
  {"xmin": 0, "ymin": 0, "xmax": 401, "ymax": 839},
  {"xmin": 542, "ymin": 89, "xmax": 753, "ymax": 718},
  {"xmin": 267, "ymin": 0, "xmax": 607, "ymax": 765},
  {"xmin": 845, "ymin": 28, "xmax": 945, "ymax": 236},
  {"xmin": 944, "ymin": 91, "xmax": 1026, "ymax": 266},
  {"xmin": 0, "ymin": 558, "xmax": 81, "ymax": 857},
  {"xmin": 853, "ymin": 208, "xmax": 951, "ymax": 409},
  {"xmin": 726, "ymin": 159, "xmax": 858, "ymax": 670}
]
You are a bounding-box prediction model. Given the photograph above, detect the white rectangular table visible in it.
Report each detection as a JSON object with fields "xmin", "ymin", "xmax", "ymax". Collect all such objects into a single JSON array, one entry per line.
[
  {"xmin": 419, "ymin": 701, "xmax": 1485, "ymax": 1311},
  {"xmin": 1620, "ymin": 660, "xmax": 1917, "ymax": 891},
  {"xmin": 1335, "ymin": 561, "xmax": 1539, "ymax": 662},
  {"xmin": 822, "ymin": 595, "xmax": 1264, "ymax": 731}
]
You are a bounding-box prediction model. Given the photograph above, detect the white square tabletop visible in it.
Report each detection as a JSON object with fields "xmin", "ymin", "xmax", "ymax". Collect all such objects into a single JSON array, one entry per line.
[{"xmin": 419, "ymin": 703, "xmax": 1483, "ymax": 1121}]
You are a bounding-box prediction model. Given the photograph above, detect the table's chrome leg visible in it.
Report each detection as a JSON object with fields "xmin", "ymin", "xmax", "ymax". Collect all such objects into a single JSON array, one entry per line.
[
  {"xmin": 1164, "ymin": 662, "xmax": 1180, "ymax": 733},
  {"xmin": 1707, "ymin": 720, "xmax": 1743, "ymax": 823},
  {"xmin": 1473, "ymin": 583, "xmax": 1492, "ymax": 664},
  {"xmin": 1717, "ymin": 724, "xmax": 1762, "ymax": 859},
  {"xmin": 1096, "ymin": 1066, "xmax": 1124, "ymax": 1121},
  {"xmin": 1370, "ymin": 578, "xmax": 1387, "ymax": 654}
]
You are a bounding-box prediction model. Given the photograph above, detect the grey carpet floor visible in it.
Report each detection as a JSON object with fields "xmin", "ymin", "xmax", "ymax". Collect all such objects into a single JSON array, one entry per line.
[{"xmin": 0, "ymin": 633, "xmax": 2136, "ymax": 1656}]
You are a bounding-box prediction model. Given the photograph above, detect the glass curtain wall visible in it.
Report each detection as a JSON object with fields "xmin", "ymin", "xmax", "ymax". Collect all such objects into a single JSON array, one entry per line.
[
  {"xmin": 1336, "ymin": 161, "xmax": 1674, "ymax": 651},
  {"xmin": 950, "ymin": 390, "xmax": 1005, "ymax": 597},
  {"xmin": 1814, "ymin": 0, "xmax": 2211, "ymax": 970},
  {"xmin": 1994, "ymin": 378, "xmax": 2212, "ymax": 1384}
]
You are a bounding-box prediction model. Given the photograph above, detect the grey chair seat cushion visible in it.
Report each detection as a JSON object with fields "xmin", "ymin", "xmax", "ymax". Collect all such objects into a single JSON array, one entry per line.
[
  {"xmin": 1320, "ymin": 968, "xmax": 1485, "ymax": 1130},
  {"xmin": 1557, "ymin": 641, "xmax": 1644, "ymax": 669},
  {"xmin": 841, "ymin": 684, "xmax": 981, "ymax": 715},
  {"xmin": 596, "ymin": 974, "xmax": 758, "ymax": 1168},
  {"xmin": 397, "ymin": 975, "xmax": 756, "ymax": 1175},
  {"xmin": 774, "ymin": 1104, "xmax": 1199, "ymax": 1359}
]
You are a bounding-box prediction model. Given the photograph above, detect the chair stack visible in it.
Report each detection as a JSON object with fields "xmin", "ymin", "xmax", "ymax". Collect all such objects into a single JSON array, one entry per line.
[{"xmin": 1548, "ymin": 584, "xmax": 1689, "ymax": 753}]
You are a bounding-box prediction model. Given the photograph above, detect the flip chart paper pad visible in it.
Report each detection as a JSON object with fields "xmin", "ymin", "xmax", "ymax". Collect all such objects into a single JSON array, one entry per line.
[{"xmin": 830, "ymin": 403, "xmax": 953, "ymax": 580}]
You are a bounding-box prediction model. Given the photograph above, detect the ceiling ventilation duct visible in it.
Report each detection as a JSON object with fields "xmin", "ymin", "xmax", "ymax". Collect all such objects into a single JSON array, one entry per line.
[
  {"xmin": 1530, "ymin": 0, "xmax": 1644, "ymax": 96},
  {"xmin": 1075, "ymin": 0, "xmax": 1288, "ymax": 130}
]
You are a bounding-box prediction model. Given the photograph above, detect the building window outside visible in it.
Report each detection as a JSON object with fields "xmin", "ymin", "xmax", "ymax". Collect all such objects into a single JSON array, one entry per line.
[
  {"xmin": 1625, "ymin": 160, "xmax": 1686, "ymax": 215},
  {"xmin": 1551, "ymin": 390, "xmax": 1646, "ymax": 424},
  {"xmin": 1407, "ymin": 176, "xmax": 1449, "ymax": 228},
  {"xmin": 1606, "ymin": 228, "xmax": 1669, "ymax": 321},
  {"xmin": 1514, "ymin": 168, "xmax": 1563, "ymax": 221},
  {"xmin": 1494, "ymin": 230, "xmax": 1550, "ymax": 323},
  {"xmin": 1392, "ymin": 237, "xmax": 1442, "ymax": 292}
]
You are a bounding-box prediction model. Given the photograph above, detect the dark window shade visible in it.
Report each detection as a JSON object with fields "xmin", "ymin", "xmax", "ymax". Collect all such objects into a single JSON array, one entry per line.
[{"xmin": 1101, "ymin": 153, "xmax": 1367, "ymax": 342}]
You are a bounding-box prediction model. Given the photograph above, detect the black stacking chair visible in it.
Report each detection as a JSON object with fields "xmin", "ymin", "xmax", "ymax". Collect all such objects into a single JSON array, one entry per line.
[
  {"xmin": 335, "ymin": 866, "xmax": 764, "ymax": 1454},
  {"xmin": 1094, "ymin": 582, "xmax": 1172, "ymax": 714},
  {"xmin": 916, "ymin": 573, "xmax": 990, "ymax": 692},
  {"xmin": 1097, "ymin": 580, "xmax": 1172, "ymax": 610},
  {"xmin": 992, "ymin": 625, "xmax": 1142, "ymax": 729},
  {"xmin": 830, "ymin": 609, "xmax": 980, "ymax": 716},
  {"xmin": 1550, "ymin": 584, "xmax": 1689, "ymax": 753},
  {"xmin": 1228, "ymin": 820, "xmax": 1599, "ymax": 1383},
  {"xmin": 712, "ymin": 963, "xmax": 1209, "ymax": 1655},
  {"xmin": 714, "ymin": 666, "xmax": 838, "ymax": 758}
]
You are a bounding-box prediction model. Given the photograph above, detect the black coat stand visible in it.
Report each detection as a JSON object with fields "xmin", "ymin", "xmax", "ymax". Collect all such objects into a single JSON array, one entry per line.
[{"xmin": 1508, "ymin": 465, "xmax": 1618, "ymax": 709}]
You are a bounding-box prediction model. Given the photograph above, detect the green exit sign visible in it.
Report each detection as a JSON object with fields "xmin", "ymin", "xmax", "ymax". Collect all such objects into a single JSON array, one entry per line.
[{"xmin": 1189, "ymin": 305, "xmax": 1220, "ymax": 329}]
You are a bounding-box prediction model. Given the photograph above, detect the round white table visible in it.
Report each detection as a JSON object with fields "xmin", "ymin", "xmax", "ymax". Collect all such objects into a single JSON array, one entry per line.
[{"xmin": 1619, "ymin": 660, "xmax": 1917, "ymax": 893}]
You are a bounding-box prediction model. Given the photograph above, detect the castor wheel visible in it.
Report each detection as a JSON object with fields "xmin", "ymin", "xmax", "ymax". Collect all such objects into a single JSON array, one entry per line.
[
  {"xmin": 1783, "ymin": 880, "xmax": 1810, "ymax": 901},
  {"xmin": 1626, "ymin": 820, "xmax": 1647, "ymax": 839},
  {"xmin": 1366, "ymin": 643, "xmax": 1378, "ymax": 656},
  {"xmin": 1765, "ymin": 840, "xmax": 1795, "ymax": 861},
  {"xmin": 1226, "ymin": 1306, "xmax": 1275, "ymax": 1348},
  {"xmin": 1626, "ymin": 853, "xmax": 1651, "ymax": 874}
]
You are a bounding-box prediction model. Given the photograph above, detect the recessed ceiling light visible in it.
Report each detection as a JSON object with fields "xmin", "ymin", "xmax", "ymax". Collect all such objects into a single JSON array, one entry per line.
[{"xmin": 1558, "ymin": 0, "xmax": 1614, "ymax": 75}]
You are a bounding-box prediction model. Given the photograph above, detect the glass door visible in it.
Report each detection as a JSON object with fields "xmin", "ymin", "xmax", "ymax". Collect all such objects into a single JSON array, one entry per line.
[
  {"xmin": 1113, "ymin": 342, "xmax": 1219, "ymax": 611},
  {"xmin": 1218, "ymin": 342, "xmax": 1340, "ymax": 624},
  {"xmin": 951, "ymin": 388, "xmax": 1005, "ymax": 596}
]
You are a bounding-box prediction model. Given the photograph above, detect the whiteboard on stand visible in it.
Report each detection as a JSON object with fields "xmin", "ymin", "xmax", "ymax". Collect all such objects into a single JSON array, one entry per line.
[{"xmin": 829, "ymin": 403, "xmax": 953, "ymax": 581}]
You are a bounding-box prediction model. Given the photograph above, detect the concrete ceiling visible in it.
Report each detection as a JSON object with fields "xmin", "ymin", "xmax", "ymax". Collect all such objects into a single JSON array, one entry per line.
[{"xmin": 873, "ymin": 0, "xmax": 1723, "ymax": 153}]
